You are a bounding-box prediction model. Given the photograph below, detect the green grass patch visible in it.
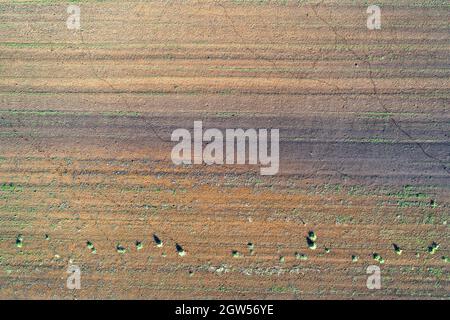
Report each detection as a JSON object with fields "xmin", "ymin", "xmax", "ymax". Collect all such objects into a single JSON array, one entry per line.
[
  {"xmin": 1, "ymin": 183, "xmax": 22, "ymax": 192},
  {"xmin": 270, "ymin": 286, "xmax": 289, "ymax": 293}
]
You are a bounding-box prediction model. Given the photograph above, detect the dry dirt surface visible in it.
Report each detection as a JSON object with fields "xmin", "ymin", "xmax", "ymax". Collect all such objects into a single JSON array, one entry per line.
[{"xmin": 0, "ymin": 0, "xmax": 449, "ymax": 299}]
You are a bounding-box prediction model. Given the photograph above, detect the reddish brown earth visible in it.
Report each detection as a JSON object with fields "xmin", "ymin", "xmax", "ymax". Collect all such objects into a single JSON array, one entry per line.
[{"xmin": 0, "ymin": 0, "xmax": 448, "ymax": 299}]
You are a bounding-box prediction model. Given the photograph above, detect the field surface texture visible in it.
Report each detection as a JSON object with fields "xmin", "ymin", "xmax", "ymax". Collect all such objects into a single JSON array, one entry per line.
[{"xmin": 0, "ymin": 0, "xmax": 449, "ymax": 299}]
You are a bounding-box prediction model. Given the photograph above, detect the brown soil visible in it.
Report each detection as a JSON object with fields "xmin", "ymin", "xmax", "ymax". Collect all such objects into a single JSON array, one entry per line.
[{"xmin": 0, "ymin": 0, "xmax": 448, "ymax": 299}]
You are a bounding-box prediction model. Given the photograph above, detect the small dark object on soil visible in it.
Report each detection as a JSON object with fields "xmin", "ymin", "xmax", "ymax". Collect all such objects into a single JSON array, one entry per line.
[
  {"xmin": 153, "ymin": 234, "xmax": 163, "ymax": 247},
  {"xmin": 176, "ymin": 243, "xmax": 186, "ymax": 256}
]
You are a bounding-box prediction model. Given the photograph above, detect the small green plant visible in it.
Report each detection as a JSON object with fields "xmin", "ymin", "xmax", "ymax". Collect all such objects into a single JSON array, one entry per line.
[
  {"xmin": 231, "ymin": 250, "xmax": 241, "ymax": 258},
  {"xmin": 116, "ymin": 244, "xmax": 126, "ymax": 254},
  {"xmin": 441, "ymin": 256, "xmax": 449, "ymax": 263},
  {"xmin": 393, "ymin": 243, "xmax": 402, "ymax": 255},
  {"xmin": 430, "ymin": 199, "xmax": 437, "ymax": 208},
  {"xmin": 136, "ymin": 241, "xmax": 143, "ymax": 250},
  {"xmin": 45, "ymin": 234, "xmax": 50, "ymax": 241},
  {"xmin": 176, "ymin": 243, "xmax": 186, "ymax": 256},
  {"xmin": 153, "ymin": 234, "xmax": 163, "ymax": 247},
  {"xmin": 324, "ymin": 247, "xmax": 331, "ymax": 254},
  {"xmin": 15, "ymin": 234, "xmax": 23, "ymax": 248},
  {"xmin": 351, "ymin": 255, "xmax": 359, "ymax": 262},
  {"xmin": 306, "ymin": 237, "xmax": 316, "ymax": 250},
  {"xmin": 308, "ymin": 231, "xmax": 317, "ymax": 242},
  {"xmin": 270, "ymin": 286, "xmax": 288, "ymax": 293},
  {"xmin": 279, "ymin": 256, "xmax": 285, "ymax": 263},
  {"xmin": 427, "ymin": 242, "xmax": 439, "ymax": 255},
  {"xmin": 373, "ymin": 253, "xmax": 385, "ymax": 264},
  {"xmin": 2, "ymin": 182, "xmax": 19, "ymax": 192},
  {"xmin": 248, "ymin": 242, "xmax": 255, "ymax": 255},
  {"xmin": 306, "ymin": 230, "xmax": 318, "ymax": 250},
  {"xmin": 295, "ymin": 252, "xmax": 308, "ymax": 261},
  {"xmin": 86, "ymin": 241, "xmax": 96, "ymax": 254}
]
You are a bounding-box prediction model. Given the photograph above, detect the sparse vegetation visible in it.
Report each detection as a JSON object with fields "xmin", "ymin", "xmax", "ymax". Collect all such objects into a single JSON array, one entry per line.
[
  {"xmin": 335, "ymin": 216, "xmax": 354, "ymax": 225},
  {"xmin": 232, "ymin": 250, "xmax": 242, "ymax": 258},
  {"xmin": 393, "ymin": 244, "xmax": 402, "ymax": 255},
  {"xmin": 86, "ymin": 241, "xmax": 96, "ymax": 254},
  {"xmin": 270, "ymin": 286, "xmax": 288, "ymax": 293},
  {"xmin": 116, "ymin": 244, "xmax": 126, "ymax": 254},
  {"xmin": 306, "ymin": 237, "xmax": 317, "ymax": 250},
  {"xmin": 295, "ymin": 252, "xmax": 308, "ymax": 261},
  {"xmin": 373, "ymin": 253, "xmax": 385, "ymax": 264},
  {"xmin": 308, "ymin": 231, "xmax": 317, "ymax": 242},
  {"xmin": 15, "ymin": 234, "xmax": 23, "ymax": 248},
  {"xmin": 248, "ymin": 242, "xmax": 255, "ymax": 255},
  {"xmin": 306, "ymin": 230, "xmax": 318, "ymax": 250},
  {"xmin": 1, "ymin": 0, "xmax": 448, "ymax": 301},
  {"xmin": 153, "ymin": 234, "xmax": 163, "ymax": 247},
  {"xmin": 176, "ymin": 243, "xmax": 186, "ymax": 256},
  {"xmin": 2, "ymin": 182, "xmax": 21, "ymax": 192},
  {"xmin": 427, "ymin": 242, "xmax": 440, "ymax": 255}
]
